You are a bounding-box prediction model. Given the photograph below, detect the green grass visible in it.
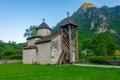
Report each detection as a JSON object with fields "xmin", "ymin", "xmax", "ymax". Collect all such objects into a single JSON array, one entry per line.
[{"xmin": 0, "ymin": 63, "xmax": 120, "ymax": 80}]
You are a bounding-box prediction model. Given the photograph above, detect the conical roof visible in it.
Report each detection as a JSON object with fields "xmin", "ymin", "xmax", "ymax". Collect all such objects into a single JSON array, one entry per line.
[
  {"xmin": 60, "ymin": 17, "xmax": 78, "ymax": 28},
  {"xmin": 36, "ymin": 20, "xmax": 51, "ymax": 30},
  {"xmin": 59, "ymin": 12, "xmax": 78, "ymax": 28}
]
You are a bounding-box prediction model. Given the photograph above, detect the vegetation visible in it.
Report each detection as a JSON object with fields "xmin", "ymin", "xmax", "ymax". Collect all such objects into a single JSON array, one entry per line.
[
  {"xmin": 93, "ymin": 32, "xmax": 116, "ymax": 56},
  {"xmin": 23, "ymin": 25, "xmax": 37, "ymax": 38},
  {"xmin": 0, "ymin": 63, "xmax": 120, "ymax": 80},
  {"xmin": 0, "ymin": 41, "xmax": 23, "ymax": 59},
  {"xmin": 1, "ymin": 4, "xmax": 120, "ymax": 63},
  {"xmin": 79, "ymin": 32, "xmax": 119, "ymax": 64}
]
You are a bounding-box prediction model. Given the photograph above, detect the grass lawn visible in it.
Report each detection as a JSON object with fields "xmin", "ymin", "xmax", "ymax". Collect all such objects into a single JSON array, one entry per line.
[{"xmin": 0, "ymin": 63, "xmax": 120, "ymax": 80}]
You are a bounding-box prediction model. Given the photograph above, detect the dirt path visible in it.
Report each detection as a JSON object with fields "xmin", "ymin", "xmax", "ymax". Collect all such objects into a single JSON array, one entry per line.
[{"xmin": 74, "ymin": 64, "xmax": 120, "ymax": 68}]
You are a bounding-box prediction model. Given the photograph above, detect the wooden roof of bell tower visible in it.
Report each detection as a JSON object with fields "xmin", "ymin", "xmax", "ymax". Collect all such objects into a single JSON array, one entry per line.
[{"xmin": 60, "ymin": 12, "xmax": 78, "ymax": 28}]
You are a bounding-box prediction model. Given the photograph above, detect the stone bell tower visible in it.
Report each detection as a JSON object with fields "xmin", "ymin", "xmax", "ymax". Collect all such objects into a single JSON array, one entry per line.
[
  {"xmin": 36, "ymin": 19, "xmax": 51, "ymax": 37},
  {"xmin": 58, "ymin": 12, "xmax": 79, "ymax": 65}
]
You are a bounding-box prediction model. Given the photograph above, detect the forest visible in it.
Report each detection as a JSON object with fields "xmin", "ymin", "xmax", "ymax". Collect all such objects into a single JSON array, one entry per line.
[{"xmin": 0, "ymin": 40, "xmax": 23, "ymax": 59}]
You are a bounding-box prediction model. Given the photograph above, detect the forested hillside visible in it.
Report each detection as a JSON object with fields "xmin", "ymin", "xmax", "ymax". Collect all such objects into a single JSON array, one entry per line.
[
  {"xmin": 53, "ymin": 3, "xmax": 120, "ymax": 43},
  {"xmin": 52, "ymin": 3, "xmax": 120, "ymax": 58},
  {"xmin": 0, "ymin": 41, "xmax": 23, "ymax": 59}
]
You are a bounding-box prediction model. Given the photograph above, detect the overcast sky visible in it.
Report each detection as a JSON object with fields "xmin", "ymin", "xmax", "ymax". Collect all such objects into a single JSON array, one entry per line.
[{"xmin": 0, "ymin": 0, "xmax": 120, "ymax": 43}]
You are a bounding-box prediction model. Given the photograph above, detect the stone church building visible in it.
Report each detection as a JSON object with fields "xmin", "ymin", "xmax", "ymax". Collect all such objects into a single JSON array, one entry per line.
[{"xmin": 23, "ymin": 15, "xmax": 79, "ymax": 65}]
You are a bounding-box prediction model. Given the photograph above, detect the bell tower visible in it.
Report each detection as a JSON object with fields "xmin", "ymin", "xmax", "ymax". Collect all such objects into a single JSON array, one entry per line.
[{"xmin": 58, "ymin": 12, "xmax": 79, "ymax": 65}]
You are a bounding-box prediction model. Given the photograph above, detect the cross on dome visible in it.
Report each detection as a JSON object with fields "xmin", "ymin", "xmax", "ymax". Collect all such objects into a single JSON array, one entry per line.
[{"xmin": 43, "ymin": 18, "xmax": 45, "ymax": 22}]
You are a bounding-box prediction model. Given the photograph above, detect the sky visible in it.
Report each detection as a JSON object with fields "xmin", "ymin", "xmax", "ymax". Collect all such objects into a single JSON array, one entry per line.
[{"xmin": 0, "ymin": 0, "xmax": 120, "ymax": 43}]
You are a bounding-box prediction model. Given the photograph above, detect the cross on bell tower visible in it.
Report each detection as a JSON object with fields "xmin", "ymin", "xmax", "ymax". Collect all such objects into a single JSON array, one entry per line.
[
  {"xmin": 67, "ymin": 12, "xmax": 70, "ymax": 18},
  {"xmin": 58, "ymin": 12, "xmax": 79, "ymax": 65}
]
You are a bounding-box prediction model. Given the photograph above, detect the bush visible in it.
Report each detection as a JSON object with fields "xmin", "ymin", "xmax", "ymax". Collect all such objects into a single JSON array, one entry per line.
[
  {"xmin": 85, "ymin": 56, "xmax": 120, "ymax": 64},
  {"xmin": 9, "ymin": 54, "xmax": 22, "ymax": 59},
  {"xmin": 106, "ymin": 56, "xmax": 120, "ymax": 60},
  {"xmin": 1, "ymin": 54, "xmax": 22, "ymax": 59},
  {"xmin": 87, "ymin": 56, "xmax": 106, "ymax": 64}
]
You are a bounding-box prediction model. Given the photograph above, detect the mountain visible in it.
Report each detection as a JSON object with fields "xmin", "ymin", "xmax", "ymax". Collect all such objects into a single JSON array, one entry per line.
[{"xmin": 52, "ymin": 3, "xmax": 120, "ymax": 43}]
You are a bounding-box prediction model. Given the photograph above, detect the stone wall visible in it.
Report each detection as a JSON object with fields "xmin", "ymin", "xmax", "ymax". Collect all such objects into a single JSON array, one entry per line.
[
  {"xmin": 37, "ymin": 29, "xmax": 51, "ymax": 36},
  {"xmin": 0, "ymin": 60, "xmax": 22, "ymax": 64},
  {"xmin": 23, "ymin": 49, "xmax": 36, "ymax": 64},
  {"xmin": 36, "ymin": 42, "xmax": 51, "ymax": 64},
  {"xmin": 106, "ymin": 60, "xmax": 120, "ymax": 66},
  {"xmin": 27, "ymin": 38, "xmax": 40, "ymax": 46},
  {"xmin": 50, "ymin": 35, "xmax": 62, "ymax": 64}
]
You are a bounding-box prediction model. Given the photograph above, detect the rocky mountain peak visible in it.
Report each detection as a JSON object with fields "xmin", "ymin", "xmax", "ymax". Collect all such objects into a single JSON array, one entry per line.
[
  {"xmin": 53, "ymin": 3, "xmax": 120, "ymax": 41},
  {"xmin": 71, "ymin": 4, "xmax": 120, "ymax": 34},
  {"xmin": 81, "ymin": 3, "xmax": 95, "ymax": 10}
]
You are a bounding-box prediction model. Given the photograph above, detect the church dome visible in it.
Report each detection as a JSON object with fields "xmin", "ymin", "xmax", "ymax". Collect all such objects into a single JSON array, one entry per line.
[
  {"xmin": 36, "ymin": 19, "xmax": 51, "ymax": 36},
  {"xmin": 36, "ymin": 20, "xmax": 51, "ymax": 31}
]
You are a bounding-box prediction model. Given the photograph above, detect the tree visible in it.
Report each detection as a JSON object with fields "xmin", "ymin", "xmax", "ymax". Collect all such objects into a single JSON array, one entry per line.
[
  {"xmin": 81, "ymin": 39, "xmax": 95, "ymax": 56},
  {"xmin": 0, "ymin": 41, "xmax": 23, "ymax": 59},
  {"xmin": 0, "ymin": 40, "xmax": 3, "ymax": 43},
  {"xmin": 82, "ymin": 38, "xmax": 92, "ymax": 49},
  {"xmin": 23, "ymin": 25, "xmax": 37, "ymax": 38},
  {"xmin": 52, "ymin": 25, "xmax": 60, "ymax": 35},
  {"xmin": 93, "ymin": 32, "xmax": 116, "ymax": 56}
]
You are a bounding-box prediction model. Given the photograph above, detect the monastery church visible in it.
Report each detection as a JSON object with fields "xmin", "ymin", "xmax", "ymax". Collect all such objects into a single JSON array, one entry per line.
[{"xmin": 23, "ymin": 14, "xmax": 79, "ymax": 65}]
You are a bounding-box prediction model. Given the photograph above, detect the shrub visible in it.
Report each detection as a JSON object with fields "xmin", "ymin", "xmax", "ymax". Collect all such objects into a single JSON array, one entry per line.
[
  {"xmin": 9, "ymin": 54, "xmax": 22, "ymax": 59},
  {"xmin": 87, "ymin": 56, "xmax": 106, "ymax": 64},
  {"xmin": 85, "ymin": 56, "xmax": 120, "ymax": 64},
  {"xmin": 1, "ymin": 54, "xmax": 22, "ymax": 59}
]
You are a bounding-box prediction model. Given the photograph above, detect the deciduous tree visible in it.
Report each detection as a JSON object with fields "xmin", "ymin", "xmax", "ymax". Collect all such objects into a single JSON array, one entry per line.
[{"xmin": 23, "ymin": 25, "xmax": 37, "ymax": 38}]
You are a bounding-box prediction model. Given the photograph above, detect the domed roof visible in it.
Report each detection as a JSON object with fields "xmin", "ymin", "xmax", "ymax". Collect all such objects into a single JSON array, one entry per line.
[{"xmin": 36, "ymin": 19, "xmax": 51, "ymax": 30}]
